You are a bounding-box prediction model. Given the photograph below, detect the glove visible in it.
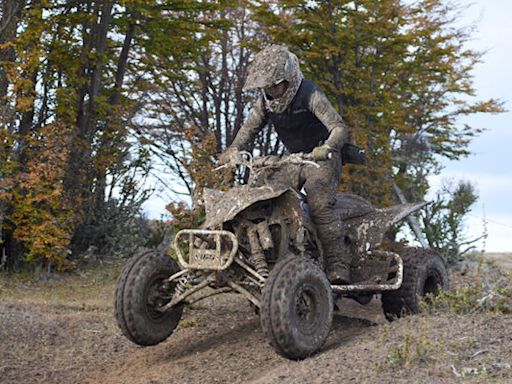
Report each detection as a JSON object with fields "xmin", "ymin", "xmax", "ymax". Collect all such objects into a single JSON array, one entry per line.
[
  {"xmin": 311, "ymin": 144, "xmax": 333, "ymax": 161},
  {"xmin": 218, "ymin": 147, "xmax": 242, "ymax": 165}
]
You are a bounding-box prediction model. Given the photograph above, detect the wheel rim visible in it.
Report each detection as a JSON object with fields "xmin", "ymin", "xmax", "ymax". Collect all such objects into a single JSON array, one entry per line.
[
  {"xmin": 294, "ymin": 284, "xmax": 321, "ymax": 334},
  {"xmin": 144, "ymin": 274, "xmax": 173, "ymax": 320},
  {"xmin": 422, "ymin": 270, "xmax": 443, "ymax": 302}
]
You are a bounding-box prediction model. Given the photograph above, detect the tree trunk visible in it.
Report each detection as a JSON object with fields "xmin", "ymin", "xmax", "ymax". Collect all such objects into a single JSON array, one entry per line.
[
  {"xmin": 67, "ymin": 1, "xmax": 114, "ymax": 255},
  {"xmin": 0, "ymin": 0, "xmax": 24, "ymax": 102},
  {"xmin": 67, "ymin": 1, "xmax": 113, "ymax": 199},
  {"xmin": 93, "ymin": 13, "xmax": 136, "ymax": 217},
  {"xmin": 0, "ymin": 0, "xmax": 24, "ymax": 271}
]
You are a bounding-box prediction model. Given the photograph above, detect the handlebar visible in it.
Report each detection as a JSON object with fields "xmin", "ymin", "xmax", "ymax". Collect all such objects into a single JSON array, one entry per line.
[
  {"xmin": 214, "ymin": 151, "xmax": 325, "ymax": 173},
  {"xmin": 215, "ymin": 143, "xmax": 364, "ymax": 175},
  {"xmin": 214, "ymin": 150, "xmax": 338, "ymax": 188}
]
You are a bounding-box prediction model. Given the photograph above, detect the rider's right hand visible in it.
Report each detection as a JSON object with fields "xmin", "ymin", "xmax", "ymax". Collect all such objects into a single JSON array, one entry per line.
[{"xmin": 218, "ymin": 147, "xmax": 242, "ymax": 165}]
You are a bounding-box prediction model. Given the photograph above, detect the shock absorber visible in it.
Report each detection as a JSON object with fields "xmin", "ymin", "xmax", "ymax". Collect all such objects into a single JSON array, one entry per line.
[
  {"xmin": 174, "ymin": 274, "xmax": 190, "ymax": 298},
  {"xmin": 247, "ymin": 225, "xmax": 269, "ymax": 279}
]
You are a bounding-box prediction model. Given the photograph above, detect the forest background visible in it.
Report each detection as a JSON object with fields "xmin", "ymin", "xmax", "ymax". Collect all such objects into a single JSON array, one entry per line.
[{"xmin": 0, "ymin": 0, "xmax": 505, "ymax": 272}]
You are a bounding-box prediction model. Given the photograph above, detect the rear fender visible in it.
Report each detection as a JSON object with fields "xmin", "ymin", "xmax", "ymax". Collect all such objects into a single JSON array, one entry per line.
[{"xmin": 344, "ymin": 202, "xmax": 427, "ymax": 254}]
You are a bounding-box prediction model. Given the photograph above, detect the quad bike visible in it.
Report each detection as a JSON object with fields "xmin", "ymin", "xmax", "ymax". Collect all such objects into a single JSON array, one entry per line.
[{"xmin": 114, "ymin": 149, "xmax": 448, "ymax": 360}]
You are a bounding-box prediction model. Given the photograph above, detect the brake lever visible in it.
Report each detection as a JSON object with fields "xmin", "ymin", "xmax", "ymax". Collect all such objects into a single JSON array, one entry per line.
[{"xmin": 214, "ymin": 151, "xmax": 253, "ymax": 172}]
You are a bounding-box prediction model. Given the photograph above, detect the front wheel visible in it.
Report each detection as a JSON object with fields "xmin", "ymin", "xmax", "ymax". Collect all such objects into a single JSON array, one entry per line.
[
  {"xmin": 114, "ymin": 249, "xmax": 183, "ymax": 346},
  {"xmin": 381, "ymin": 247, "xmax": 449, "ymax": 321},
  {"xmin": 260, "ymin": 257, "xmax": 333, "ymax": 360}
]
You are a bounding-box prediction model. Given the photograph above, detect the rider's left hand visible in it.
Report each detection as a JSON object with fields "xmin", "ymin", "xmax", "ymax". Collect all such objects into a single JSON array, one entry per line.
[{"xmin": 312, "ymin": 144, "xmax": 332, "ymax": 161}]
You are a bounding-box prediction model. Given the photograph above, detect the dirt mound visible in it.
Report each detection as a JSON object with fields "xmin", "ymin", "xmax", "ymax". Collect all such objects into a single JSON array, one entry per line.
[
  {"xmin": 0, "ymin": 265, "xmax": 510, "ymax": 384},
  {"xmin": 484, "ymin": 252, "xmax": 512, "ymax": 271}
]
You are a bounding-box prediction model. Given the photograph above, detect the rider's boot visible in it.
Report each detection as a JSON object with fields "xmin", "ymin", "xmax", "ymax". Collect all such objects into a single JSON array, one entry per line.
[
  {"xmin": 325, "ymin": 251, "xmax": 351, "ymax": 285},
  {"xmin": 304, "ymin": 156, "xmax": 351, "ymax": 285},
  {"xmin": 316, "ymin": 222, "xmax": 352, "ymax": 285}
]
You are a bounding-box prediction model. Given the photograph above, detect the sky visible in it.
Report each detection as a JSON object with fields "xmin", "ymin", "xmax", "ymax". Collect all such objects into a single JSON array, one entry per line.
[
  {"xmin": 427, "ymin": 0, "xmax": 512, "ymax": 252},
  {"xmin": 143, "ymin": 0, "xmax": 512, "ymax": 252}
]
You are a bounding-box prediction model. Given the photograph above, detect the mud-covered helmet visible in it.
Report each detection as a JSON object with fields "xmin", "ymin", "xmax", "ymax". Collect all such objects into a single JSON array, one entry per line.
[{"xmin": 244, "ymin": 45, "xmax": 304, "ymax": 113}]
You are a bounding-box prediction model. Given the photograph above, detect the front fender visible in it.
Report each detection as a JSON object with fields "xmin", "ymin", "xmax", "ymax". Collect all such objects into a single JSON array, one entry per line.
[{"xmin": 202, "ymin": 186, "xmax": 293, "ymax": 229}]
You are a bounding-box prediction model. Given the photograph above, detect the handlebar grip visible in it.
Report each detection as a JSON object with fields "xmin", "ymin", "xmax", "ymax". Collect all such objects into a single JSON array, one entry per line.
[{"xmin": 302, "ymin": 152, "xmax": 332, "ymax": 161}]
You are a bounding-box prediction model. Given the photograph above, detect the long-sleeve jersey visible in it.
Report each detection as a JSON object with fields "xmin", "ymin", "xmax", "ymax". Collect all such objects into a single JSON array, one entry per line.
[{"xmin": 231, "ymin": 79, "xmax": 348, "ymax": 153}]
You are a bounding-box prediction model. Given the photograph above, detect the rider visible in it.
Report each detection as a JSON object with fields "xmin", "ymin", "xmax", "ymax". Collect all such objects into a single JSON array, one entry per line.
[{"xmin": 220, "ymin": 45, "xmax": 351, "ymax": 284}]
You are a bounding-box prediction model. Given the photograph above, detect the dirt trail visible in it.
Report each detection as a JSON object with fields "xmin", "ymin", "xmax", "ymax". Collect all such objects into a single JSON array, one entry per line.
[
  {"xmin": 2, "ymin": 293, "xmax": 511, "ymax": 384},
  {"xmin": 89, "ymin": 300, "xmax": 381, "ymax": 384},
  {"xmin": 0, "ymin": 294, "xmax": 385, "ymax": 384},
  {"xmin": 1, "ymin": 260, "xmax": 511, "ymax": 384}
]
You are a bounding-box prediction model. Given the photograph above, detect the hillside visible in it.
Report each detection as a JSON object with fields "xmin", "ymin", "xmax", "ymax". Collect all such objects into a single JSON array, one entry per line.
[{"xmin": 0, "ymin": 255, "xmax": 510, "ymax": 384}]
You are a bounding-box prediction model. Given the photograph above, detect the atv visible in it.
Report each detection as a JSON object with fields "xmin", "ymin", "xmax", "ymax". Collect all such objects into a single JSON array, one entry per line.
[{"xmin": 114, "ymin": 149, "xmax": 448, "ymax": 360}]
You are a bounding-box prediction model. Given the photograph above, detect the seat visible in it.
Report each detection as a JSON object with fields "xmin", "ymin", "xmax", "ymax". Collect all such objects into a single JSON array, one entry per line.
[{"xmin": 334, "ymin": 193, "xmax": 375, "ymax": 220}]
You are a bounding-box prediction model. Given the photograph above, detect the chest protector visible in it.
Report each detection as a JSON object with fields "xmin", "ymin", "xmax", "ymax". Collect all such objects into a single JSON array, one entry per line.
[{"xmin": 267, "ymin": 80, "xmax": 329, "ymax": 153}]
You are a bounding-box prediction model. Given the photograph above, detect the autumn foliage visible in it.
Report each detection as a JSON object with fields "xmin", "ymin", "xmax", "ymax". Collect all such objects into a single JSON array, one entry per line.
[
  {"xmin": 252, "ymin": 0, "xmax": 503, "ymax": 207},
  {"xmin": 8, "ymin": 122, "xmax": 75, "ymax": 267},
  {"xmin": 0, "ymin": 0, "xmax": 504, "ymax": 270}
]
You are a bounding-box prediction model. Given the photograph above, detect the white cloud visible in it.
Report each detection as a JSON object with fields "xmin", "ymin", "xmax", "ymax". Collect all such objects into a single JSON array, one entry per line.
[{"xmin": 428, "ymin": 173, "xmax": 512, "ymax": 195}]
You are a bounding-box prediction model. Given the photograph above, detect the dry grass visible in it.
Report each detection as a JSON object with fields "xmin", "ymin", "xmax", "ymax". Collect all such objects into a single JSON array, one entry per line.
[
  {"xmin": 483, "ymin": 252, "xmax": 512, "ymax": 271},
  {"xmin": 378, "ymin": 313, "xmax": 511, "ymax": 382},
  {"xmin": 376, "ymin": 258, "xmax": 512, "ymax": 382},
  {"xmin": 0, "ymin": 261, "xmax": 123, "ymax": 311}
]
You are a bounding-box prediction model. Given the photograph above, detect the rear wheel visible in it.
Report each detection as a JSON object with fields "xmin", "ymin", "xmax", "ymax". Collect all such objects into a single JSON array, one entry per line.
[
  {"xmin": 114, "ymin": 249, "xmax": 183, "ymax": 346},
  {"xmin": 381, "ymin": 246, "xmax": 448, "ymax": 321},
  {"xmin": 260, "ymin": 257, "xmax": 333, "ymax": 360}
]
